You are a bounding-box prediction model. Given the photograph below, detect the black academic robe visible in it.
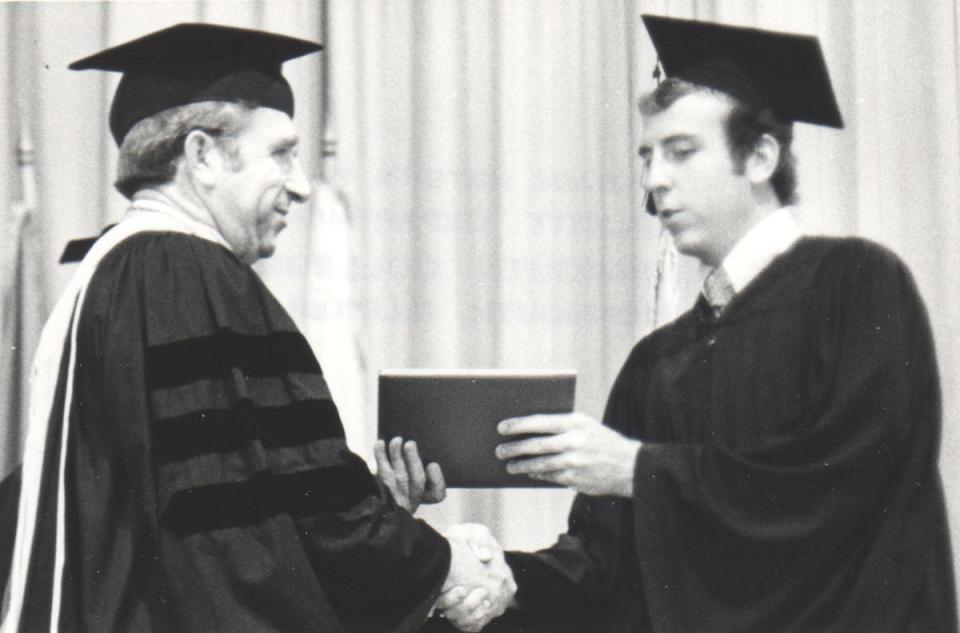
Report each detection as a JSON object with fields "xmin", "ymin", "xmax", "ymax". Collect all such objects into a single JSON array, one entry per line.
[
  {"xmin": 0, "ymin": 466, "xmax": 20, "ymax": 600},
  {"xmin": 500, "ymin": 237, "xmax": 957, "ymax": 632},
  {"xmin": 20, "ymin": 232, "xmax": 449, "ymax": 632}
]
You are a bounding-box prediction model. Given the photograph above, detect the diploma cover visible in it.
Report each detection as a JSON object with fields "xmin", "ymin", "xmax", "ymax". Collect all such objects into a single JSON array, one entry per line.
[{"xmin": 378, "ymin": 370, "xmax": 576, "ymax": 487}]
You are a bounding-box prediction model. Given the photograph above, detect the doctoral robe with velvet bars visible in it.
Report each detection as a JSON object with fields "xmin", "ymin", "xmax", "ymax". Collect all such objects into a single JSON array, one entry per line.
[
  {"xmin": 500, "ymin": 237, "xmax": 957, "ymax": 632},
  {"xmin": 21, "ymin": 232, "xmax": 448, "ymax": 632}
]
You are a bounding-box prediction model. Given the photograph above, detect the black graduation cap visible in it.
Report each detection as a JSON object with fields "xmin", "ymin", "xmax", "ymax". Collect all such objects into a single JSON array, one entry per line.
[
  {"xmin": 641, "ymin": 15, "xmax": 843, "ymax": 129},
  {"xmin": 69, "ymin": 23, "xmax": 322, "ymax": 145}
]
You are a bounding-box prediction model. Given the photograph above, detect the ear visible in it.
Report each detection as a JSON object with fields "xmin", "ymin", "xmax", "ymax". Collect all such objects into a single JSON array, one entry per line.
[
  {"xmin": 182, "ymin": 129, "xmax": 224, "ymax": 187},
  {"xmin": 745, "ymin": 133, "xmax": 780, "ymax": 185}
]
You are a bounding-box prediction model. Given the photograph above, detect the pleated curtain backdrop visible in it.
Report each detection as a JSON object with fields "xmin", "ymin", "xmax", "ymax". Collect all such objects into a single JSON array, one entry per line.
[
  {"xmin": 325, "ymin": 0, "xmax": 653, "ymax": 547},
  {"xmin": 3, "ymin": 0, "xmax": 960, "ymax": 586}
]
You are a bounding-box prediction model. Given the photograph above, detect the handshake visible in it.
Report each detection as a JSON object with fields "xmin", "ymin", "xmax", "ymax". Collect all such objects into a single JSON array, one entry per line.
[
  {"xmin": 374, "ymin": 439, "xmax": 516, "ymax": 630},
  {"xmin": 436, "ymin": 523, "xmax": 516, "ymax": 632}
]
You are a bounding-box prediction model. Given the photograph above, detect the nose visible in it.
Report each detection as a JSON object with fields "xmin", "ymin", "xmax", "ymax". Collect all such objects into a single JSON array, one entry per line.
[
  {"xmin": 640, "ymin": 150, "xmax": 672, "ymax": 216},
  {"xmin": 642, "ymin": 149, "xmax": 671, "ymax": 194},
  {"xmin": 285, "ymin": 159, "xmax": 311, "ymax": 204}
]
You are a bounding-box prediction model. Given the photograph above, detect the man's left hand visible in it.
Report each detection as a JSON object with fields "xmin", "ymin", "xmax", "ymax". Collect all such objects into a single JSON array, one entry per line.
[
  {"xmin": 375, "ymin": 437, "xmax": 447, "ymax": 513},
  {"xmin": 496, "ymin": 413, "xmax": 641, "ymax": 497}
]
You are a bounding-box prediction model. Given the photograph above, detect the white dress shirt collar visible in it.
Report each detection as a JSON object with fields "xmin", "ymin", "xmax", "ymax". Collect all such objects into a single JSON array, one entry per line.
[{"xmin": 720, "ymin": 207, "xmax": 803, "ymax": 293}]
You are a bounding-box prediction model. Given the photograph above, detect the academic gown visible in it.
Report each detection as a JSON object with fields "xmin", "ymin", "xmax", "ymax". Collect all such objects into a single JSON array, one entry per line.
[
  {"xmin": 19, "ymin": 232, "xmax": 449, "ymax": 632},
  {"xmin": 499, "ymin": 237, "xmax": 957, "ymax": 632}
]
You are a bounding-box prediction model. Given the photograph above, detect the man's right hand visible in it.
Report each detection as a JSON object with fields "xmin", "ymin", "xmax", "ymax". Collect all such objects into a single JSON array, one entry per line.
[
  {"xmin": 375, "ymin": 437, "xmax": 446, "ymax": 513},
  {"xmin": 438, "ymin": 524, "xmax": 516, "ymax": 632}
]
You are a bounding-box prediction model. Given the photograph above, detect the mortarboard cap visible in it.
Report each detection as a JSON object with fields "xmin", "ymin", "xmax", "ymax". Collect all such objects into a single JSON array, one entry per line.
[
  {"xmin": 69, "ymin": 23, "xmax": 322, "ymax": 145},
  {"xmin": 641, "ymin": 15, "xmax": 843, "ymax": 129}
]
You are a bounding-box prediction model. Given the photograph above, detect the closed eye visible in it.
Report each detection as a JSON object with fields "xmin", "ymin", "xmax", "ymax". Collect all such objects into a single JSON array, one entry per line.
[
  {"xmin": 667, "ymin": 146, "xmax": 696, "ymax": 161},
  {"xmin": 660, "ymin": 134, "xmax": 701, "ymax": 162},
  {"xmin": 270, "ymin": 145, "xmax": 299, "ymax": 171}
]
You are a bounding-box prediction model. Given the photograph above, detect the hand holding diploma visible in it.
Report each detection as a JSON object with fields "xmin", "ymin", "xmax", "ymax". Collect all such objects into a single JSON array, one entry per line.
[
  {"xmin": 496, "ymin": 412, "xmax": 642, "ymax": 497},
  {"xmin": 375, "ymin": 437, "xmax": 447, "ymax": 513}
]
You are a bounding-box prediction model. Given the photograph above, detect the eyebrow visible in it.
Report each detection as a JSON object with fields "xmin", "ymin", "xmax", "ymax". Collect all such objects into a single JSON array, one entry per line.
[
  {"xmin": 662, "ymin": 134, "xmax": 699, "ymax": 146},
  {"xmin": 271, "ymin": 136, "xmax": 300, "ymax": 151},
  {"xmin": 638, "ymin": 133, "xmax": 700, "ymax": 157}
]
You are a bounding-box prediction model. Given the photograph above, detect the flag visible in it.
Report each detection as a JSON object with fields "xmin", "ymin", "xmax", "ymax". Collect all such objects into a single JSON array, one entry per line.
[{"xmin": 0, "ymin": 117, "xmax": 38, "ymax": 623}]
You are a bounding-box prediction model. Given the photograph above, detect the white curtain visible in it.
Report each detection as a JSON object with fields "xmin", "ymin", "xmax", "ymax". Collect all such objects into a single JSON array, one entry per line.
[
  {"xmin": 324, "ymin": 0, "xmax": 662, "ymax": 548},
  {"xmin": 3, "ymin": 0, "xmax": 960, "ymax": 582}
]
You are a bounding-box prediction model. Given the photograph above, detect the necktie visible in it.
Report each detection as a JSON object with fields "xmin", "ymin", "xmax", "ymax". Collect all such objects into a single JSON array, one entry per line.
[{"xmin": 703, "ymin": 266, "xmax": 735, "ymax": 317}]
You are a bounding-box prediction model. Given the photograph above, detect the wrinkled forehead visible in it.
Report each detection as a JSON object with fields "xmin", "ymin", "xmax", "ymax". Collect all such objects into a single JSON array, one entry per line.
[{"xmin": 234, "ymin": 106, "xmax": 300, "ymax": 144}]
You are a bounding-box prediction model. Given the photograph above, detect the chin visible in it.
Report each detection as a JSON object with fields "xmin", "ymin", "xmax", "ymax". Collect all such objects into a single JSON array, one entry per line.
[
  {"xmin": 670, "ymin": 233, "xmax": 700, "ymax": 256},
  {"xmin": 257, "ymin": 244, "xmax": 277, "ymax": 260},
  {"xmin": 672, "ymin": 239, "xmax": 716, "ymax": 266}
]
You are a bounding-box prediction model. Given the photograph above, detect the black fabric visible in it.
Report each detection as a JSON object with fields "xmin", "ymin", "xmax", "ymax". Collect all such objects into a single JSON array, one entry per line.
[
  {"xmin": 47, "ymin": 232, "xmax": 448, "ymax": 632},
  {"xmin": 18, "ymin": 320, "xmax": 74, "ymax": 632},
  {"xmin": 59, "ymin": 238, "xmax": 99, "ymax": 264},
  {"xmin": 145, "ymin": 330, "xmax": 322, "ymax": 388},
  {"xmin": 60, "ymin": 225, "xmax": 117, "ymax": 264},
  {"xmin": 500, "ymin": 237, "xmax": 957, "ymax": 632},
  {"xmin": 160, "ymin": 465, "xmax": 381, "ymax": 536},
  {"xmin": 68, "ymin": 23, "xmax": 322, "ymax": 144},
  {"xmin": 641, "ymin": 15, "xmax": 843, "ymax": 128},
  {"xmin": 151, "ymin": 399, "xmax": 345, "ymax": 464},
  {"xmin": 0, "ymin": 465, "xmax": 20, "ymax": 600}
]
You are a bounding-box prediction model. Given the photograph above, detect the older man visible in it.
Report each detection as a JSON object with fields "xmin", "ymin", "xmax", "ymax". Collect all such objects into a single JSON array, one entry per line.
[
  {"xmin": 1, "ymin": 24, "xmax": 512, "ymax": 633},
  {"xmin": 485, "ymin": 15, "xmax": 957, "ymax": 632}
]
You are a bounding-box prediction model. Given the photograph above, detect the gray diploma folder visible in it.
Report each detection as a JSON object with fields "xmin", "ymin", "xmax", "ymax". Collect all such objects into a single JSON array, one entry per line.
[{"xmin": 377, "ymin": 369, "xmax": 576, "ymax": 488}]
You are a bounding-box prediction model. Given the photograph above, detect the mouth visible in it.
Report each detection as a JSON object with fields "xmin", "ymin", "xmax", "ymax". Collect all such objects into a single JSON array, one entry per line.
[
  {"xmin": 657, "ymin": 208, "xmax": 688, "ymax": 235},
  {"xmin": 657, "ymin": 207, "xmax": 680, "ymax": 221},
  {"xmin": 273, "ymin": 208, "xmax": 288, "ymax": 231}
]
